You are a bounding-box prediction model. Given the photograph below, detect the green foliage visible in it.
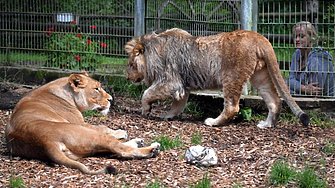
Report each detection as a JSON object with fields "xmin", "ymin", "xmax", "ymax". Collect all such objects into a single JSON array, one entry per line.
[
  {"xmin": 9, "ymin": 175, "xmax": 26, "ymax": 188},
  {"xmin": 45, "ymin": 25, "xmax": 104, "ymax": 71},
  {"xmin": 184, "ymin": 101, "xmax": 205, "ymax": 119},
  {"xmin": 323, "ymin": 141, "xmax": 335, "ymax": 154},
  {"xmin": 0, "ymin": 52, "xmax": 48, "ymax": 66},
  {"xmin": 309, "ymin": 113, "xmax": 335, "ymax": 128},
  {"xmin": 83, "ymin": 110, "xmax": 101, "ymax": 117},
  {"xmin": 109, "ymin": 77, "xmax": 145, "ymax": 98},
  {"xmin": 269, "ymin": 161, "xmax": 296, "ymax": 186},
  {"xmin": 278, "ymin": 113, "xmax": 299, "ymax": 124},
  {"xmin": 145, "ymin": 179, "xmax": 166, "ymax": 188},
  {"xmin": 297, "ymin": 167, "xmax": 327, "ymax": 188},
  {"xmin": 153, "ymin": 135, "xmax": 182, "ymax": 151},
  {"xmin": 191, "ymin": 130, "xmax": 202, "ymax": 145},
  {"xmin": 190, "ymin": 174, "xmax": 211, "ymax": 188},
  {"xmin": 269, "ymin": 161, "xmax": 328, "ymax": 188},
  {"xmin": 238, "ymin": 107, "xmax": 252, "ymax": 121}
]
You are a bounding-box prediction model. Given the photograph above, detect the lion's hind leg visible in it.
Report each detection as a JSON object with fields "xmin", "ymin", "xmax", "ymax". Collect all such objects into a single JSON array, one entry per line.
[
  {"xmin": 250, "ymin": 68, "xmax": 281, "ymax": 128},
  {"xmin": 47, "ymin": 142, "xmax": 110, "ymax": 174}
]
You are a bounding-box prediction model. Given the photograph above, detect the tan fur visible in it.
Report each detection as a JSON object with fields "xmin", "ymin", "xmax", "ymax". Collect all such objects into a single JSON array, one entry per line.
[
  {"xmin": 125, "ymin": 28, "xmax": 309, "ymax": 128},
  {"xmin": 6, "ymin": 71, "xmax": 160, "ymax": 174}
]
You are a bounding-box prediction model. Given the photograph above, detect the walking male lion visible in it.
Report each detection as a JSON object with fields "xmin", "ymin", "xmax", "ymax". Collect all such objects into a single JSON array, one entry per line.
[
  {"xmin": 6, "ymin": 71, "xmax": 160, "ymax": 174},
  {"xmin": 125, "ymin": 28, "xmax": 309, "ymax": 128}
]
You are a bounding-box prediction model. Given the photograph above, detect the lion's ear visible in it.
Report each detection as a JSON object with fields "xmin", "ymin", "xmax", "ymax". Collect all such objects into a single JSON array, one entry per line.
[
  {"xmin": 134, "ymin": 44, "xmax": 145, "ymax": 56},
  {"xmin": 125, "ymin": 39, "xmax": 138, "ymax": 54},
  {"xmin": 81, "ymin": 70, "xmax": 89, "ymax": 77},
  {"xmin": 68, "ymin": 74, "xmax": 88, "ymax": 92}
]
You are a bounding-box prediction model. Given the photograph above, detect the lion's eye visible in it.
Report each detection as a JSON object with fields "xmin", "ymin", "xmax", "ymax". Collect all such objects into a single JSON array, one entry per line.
[{"xmin": 94, "ymin": 88, "xmax": 100, "ymax": 92}]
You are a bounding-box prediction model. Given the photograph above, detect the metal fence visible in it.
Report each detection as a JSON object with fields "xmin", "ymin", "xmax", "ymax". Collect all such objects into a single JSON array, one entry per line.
[
  {"xmin": 0, "ymin": 0, "xmax": 134, "ymax": 73},
  {"xmin": 0, "ymin": 0, "xmax": 334, "ymax": 97}
]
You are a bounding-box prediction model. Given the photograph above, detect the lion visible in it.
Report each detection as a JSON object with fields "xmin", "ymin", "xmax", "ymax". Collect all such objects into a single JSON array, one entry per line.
[
  {"xmin": 124, "ymin": 28, "xmax": 310, "ymax": 128},
  {"xmin": 5, "ymin": 71, "xmax": 160, "ymax": 174}
]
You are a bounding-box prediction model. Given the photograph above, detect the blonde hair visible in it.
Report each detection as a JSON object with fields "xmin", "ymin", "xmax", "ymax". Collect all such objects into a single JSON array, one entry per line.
[{"xmin": 293, "ymin": 21, "xmax": 318, "ymax": 45}]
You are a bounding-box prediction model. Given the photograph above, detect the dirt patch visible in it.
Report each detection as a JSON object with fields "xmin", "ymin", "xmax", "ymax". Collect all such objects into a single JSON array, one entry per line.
[{"xmin": 0, "ymin": 92, "xmax": 334, "ymax": 187}]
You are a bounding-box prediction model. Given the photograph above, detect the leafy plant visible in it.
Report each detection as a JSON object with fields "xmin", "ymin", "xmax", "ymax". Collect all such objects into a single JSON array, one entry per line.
[
  {"xmin": 190, "ymin": 174, "xmax": 211, "ymax": 188},
  {"xmin": 45, "ymin": 23, "xmax": 105, "ymax": 71},
  {"xmin": 184, "ymin": 101, "xmax": 205, "ymax": 119},
  {"xmin": 297, "ymin": 167, "xmax": 327, "ymax": 188},
  {"xmin": 145, "ymin": 179, "xmax": 166, "ymax": 188},
  {"xmin": 83, "ymin": 110, "xmax": 101, "ymax": 117},
  {"xmin": 191, "ymin": 130, "xmax": 202, "ymax": 145},
  {"xmin": 9, "ymin": 175, "xmax": 26, "ymax": 188},
  {"xmin": 323, "ymin": 141, "xmax": 335, "ymax": 154},
  {"xmin": 269, "ymin": 161, "xmax": 296, "ymax": 186},
  {"xmin": 152, "ymin": 135, "xmax": 182, "ymax": 151},
  {"xmin": 309, "ymin": 113, "xmax": 335, "ymax": 128},
  {"xmin": 238, "ymin": 107, "xmax": 252, "ymax": 121},
  {"xmin": 279, "ymin": 113, "xmax": 299, "ymax": 124},
  {"xmin": 109, "ymin": 77, "xmax": 145, "ymax": 98}
]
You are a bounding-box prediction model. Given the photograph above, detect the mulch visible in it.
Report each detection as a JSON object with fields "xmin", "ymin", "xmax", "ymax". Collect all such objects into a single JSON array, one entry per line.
[{"xmin": 0, "ymin": 94, "xmax": 334, "ymax": 187}]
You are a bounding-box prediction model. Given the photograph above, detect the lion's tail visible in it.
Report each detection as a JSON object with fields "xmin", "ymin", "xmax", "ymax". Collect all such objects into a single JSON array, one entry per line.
[
  {"xmin": 260, "ymin": 46, "xmax": 310, "ymax": 127},
  {"xmin": 48, "ymin": 147, "xmax": 118, "ymax": 175}
]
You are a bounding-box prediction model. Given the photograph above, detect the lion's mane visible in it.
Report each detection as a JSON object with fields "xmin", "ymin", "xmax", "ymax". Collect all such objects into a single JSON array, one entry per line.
[{"xmin": 126, "ymin": 28, "xmax": 223, "ymax": 94}]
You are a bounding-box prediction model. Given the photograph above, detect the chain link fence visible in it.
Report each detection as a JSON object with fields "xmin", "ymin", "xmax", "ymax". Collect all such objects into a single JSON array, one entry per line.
[{"xmin": 0, "ymin": 0, "xmax": 334, "ymax": 97}]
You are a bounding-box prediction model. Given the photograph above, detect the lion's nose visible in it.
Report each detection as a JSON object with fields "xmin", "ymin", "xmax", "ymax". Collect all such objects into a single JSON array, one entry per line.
[{"xmin": 107, "ymin": 97, "xmax": 113, "ymax": 103}]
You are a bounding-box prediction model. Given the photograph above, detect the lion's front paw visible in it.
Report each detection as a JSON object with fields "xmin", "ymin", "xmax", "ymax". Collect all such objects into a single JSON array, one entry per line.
[
  {"xmin": 124, "ymin": 138, "xmax": 145, "ymax": 148},
  {"xmin": 150, "ymin": 142, "xmax": 161, "ymax": 157},
  {"xmin": 141, "ymin": 104, "xmax": 152, "ymax": 117},
  {"xmin": 204, "ymin": 118, "xmax": 216, "ymax": 126},
  {"xmin": 141, "ymin": 108, "xmax": 150, "ymax": 118}
]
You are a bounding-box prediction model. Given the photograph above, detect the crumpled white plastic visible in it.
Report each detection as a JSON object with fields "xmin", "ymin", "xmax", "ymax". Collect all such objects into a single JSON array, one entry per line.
[{"xmin": 185, "ymin": 145, "xmax": 218, "ymax": 166}]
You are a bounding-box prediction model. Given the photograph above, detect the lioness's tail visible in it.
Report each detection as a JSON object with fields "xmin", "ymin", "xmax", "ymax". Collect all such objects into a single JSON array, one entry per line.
[
  {"xmin": 260, "ymin": 45, "xmax": 310, "ymax": 127},
  {"xmin": 48, "ymin": 147, "xmax": 118, "ymax": 175}
]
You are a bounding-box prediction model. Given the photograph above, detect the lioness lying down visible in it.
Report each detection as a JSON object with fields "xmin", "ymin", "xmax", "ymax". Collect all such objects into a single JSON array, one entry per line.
[
  {"xmin": 125, "ymin": 28, "xmax": 309, "ymax": 128},
  {"xmin": 5, "ymin": 71, "xmax": 160, "ymax": 174}
]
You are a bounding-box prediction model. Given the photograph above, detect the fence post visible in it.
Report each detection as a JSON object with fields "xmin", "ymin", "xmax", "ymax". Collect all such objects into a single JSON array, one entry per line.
[
  {"xmin": 241, "ymin": 0, "xmax": 258, "ymax": 95},
  {"xmin": 241, "ymin": 0, "xmax": 253, "ymax": 31},
  {"xmin": 252, "ymin": 0, "xmax": 258, "ymax": 32},
  {"xmin": 134, "ymin": 0, "xmax": 145, "ymax": 38}
]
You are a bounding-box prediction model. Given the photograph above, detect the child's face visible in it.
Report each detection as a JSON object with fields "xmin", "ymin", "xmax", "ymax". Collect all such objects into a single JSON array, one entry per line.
[{"xmin": 293, "ymin": 26, "xmax": 312, "ymax": 49}]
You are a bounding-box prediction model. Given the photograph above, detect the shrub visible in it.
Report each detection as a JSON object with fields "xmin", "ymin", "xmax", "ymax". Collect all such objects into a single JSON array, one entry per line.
[{"xmin": 45, "ymin": 22, "xmax": 105, "ymax": 71}]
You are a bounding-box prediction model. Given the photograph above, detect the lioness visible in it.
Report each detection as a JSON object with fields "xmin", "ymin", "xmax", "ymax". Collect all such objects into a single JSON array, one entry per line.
[
  {"xmin": 125, "ymin": 28, "xmax": 310, "ymax": 128},
  {"xmin": 5, "ymin": 71, "xmax": 160, "ymax": 174}
]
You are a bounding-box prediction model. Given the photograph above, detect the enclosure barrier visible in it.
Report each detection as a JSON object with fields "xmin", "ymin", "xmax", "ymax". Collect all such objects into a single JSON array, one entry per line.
[{"xmin": 0, "ymin": 0, "xmax": 334, "ymax": 98}]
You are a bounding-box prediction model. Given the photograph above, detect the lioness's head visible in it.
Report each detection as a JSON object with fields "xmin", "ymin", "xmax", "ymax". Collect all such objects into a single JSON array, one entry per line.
[
  {"xmin": 68, "ymin": 71, "xmax": 113, "ymax": 115},
  {"xmin": 125, "ymin": 39, "xmax": 146, "ymax": 84}
]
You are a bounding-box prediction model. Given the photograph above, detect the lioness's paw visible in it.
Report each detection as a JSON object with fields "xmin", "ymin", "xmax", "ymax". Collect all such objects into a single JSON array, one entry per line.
[
  {"xmin": 150, "ymin": 142, "xmax": 161, "ymax": 157},
  {"xmin": 109, "ymin": 129, "xmax": 128, "ymax": 139},
  {"xmin": 124, "ymin": 138, "xmax": 145, "ymax": 148},
  {"xmin": 257, "ymin": 121, "xmax": 272, "ymax": 129},
  {"xmin": 204, "ymin": 118, "xmax": 216, "ymax": 126}
]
